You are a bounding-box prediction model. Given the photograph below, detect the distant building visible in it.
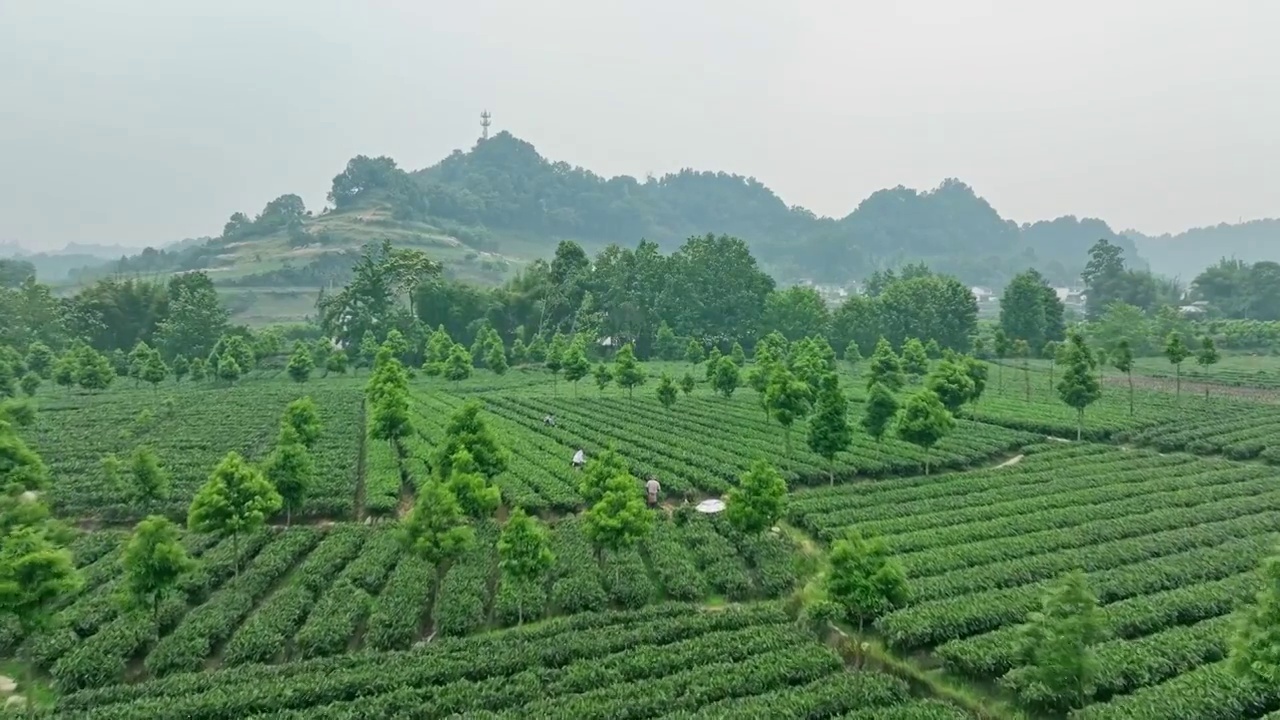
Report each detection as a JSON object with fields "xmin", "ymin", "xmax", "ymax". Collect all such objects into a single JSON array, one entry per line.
[{"xmin": 971, "ymin": 287, "xmax": 996, "ymax": 302}]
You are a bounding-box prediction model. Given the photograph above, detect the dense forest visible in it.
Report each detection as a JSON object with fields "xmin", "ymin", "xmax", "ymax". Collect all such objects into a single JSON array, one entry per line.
[{"xmin": 1127, "ymin": 219, "xmax": 1280, "ymax": 280}]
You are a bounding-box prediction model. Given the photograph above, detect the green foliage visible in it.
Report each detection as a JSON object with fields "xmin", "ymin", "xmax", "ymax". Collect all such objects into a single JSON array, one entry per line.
[
  {"xmin": 844, "ymin": 340, "xmax": 862, "ymax": 368},
  {"xmin": 579, "ymin": 446, "xmax": 629, "ymax": 505},
  {"xmin": 765, "ymin": 365, "xmax": 812, "ymax": 456},
  {"xmin": 497, "ymin": 508, "xmax": 554, "ymax": 624},
  {"xmin": 325, "ymin": 348, "xmax": 348, "ymax": 376},
  {"xmin": 730, "ymin": 341, "xmax": 747, "ymax": 367},
  {"xmin": 999, "ymin": 269, "xmax": 1066, "ymax": 352},
  {"xmin": 925, "ymin": 359, "xmax": 976, "ymax": 414},
  {"xmin": 711, "ymin": 355, "xmax": 741, "ymax": 398},
  {"xmin": 593, "ymin": 362, "xmax": 612, "ymax": 393},
  {"xmin": 654, "ymin": 322, "xmax": 680, "ymax": 361},
  {"xmin": 562, "ymin": 338, "xmax": 590, "ymax": 393},
  {"xmin": 1002, "ymin": 570, "xmax": 1105, "ymax": 712},
  {"xmin": 684, "ymin": 339, "xmax": 705, "ymax": 365},
  {"xmin": 584, "ymin": 474, "xmax": 653, "ymax": 562},
  {"xmin": 866, "ymin": 338, "xmax": 904, "ymax": 391},
  {"xmin": 400, "ymin": 479, "xmax": 474, "ymax": 568},
  {"xmin": 19, "ymin": 371, "xmax": 40, "ymax": 397},
  {"xmin": 282, "ymin": 397, "xmax": 322, "ymax": 449},
  {"xmin": 24, "ymin": 342, "xmax": 54, "ymax": 379},
  {"xmin": 0, "ymin": 524, "xmax": 82, "ymax": 635},
  {"xmin": 900, "ymin": 338, "xmax": 929, "ymax": 376},
  {"xmin": 444, "ymin": 343, "xmax": 472, "ymax": 383},
  {"xmin": 612, "ymin": 343, "xmax": 645, "ymax": 399},
  {"xmin": 679, "ymin": 372, "xmax": 696, "ymax": 395},
  {"xmin": 215, "ymin": 353, "xmax": 242, "ymax": 384},
  {"xmin": 1057, "ymin": 333, "xmax": 1102, "ymax": 440},
  {"xmin": 861, "ymin": 383, "xmax": 900, "ymax": 444},
  {"xmin": 171, "ymin": 354, "xmax": 189, "ymax": 381},
  {"xmin": 262, "ymin": 426, "xmax": 313, "ymax": 525},
  {"xmin": 656, "ymin": 373, "xmax": 678, "ymax": 410},
  {"xmin": 187, "ymin": 451, "xmax": 282, "ymax": 575},
  {"xmin": 726, "ymin": 459, "xmax": 787, "ymax": 534},
  {"xmin": 122, "ymin": 515, "xmax": 193, "ymax": 619},
  {"xmin": 1229, "ymin": 545, "xmax": 1280, "ymax": 686},
  {"xmin": 894, "ymin": 389, "xmax": 955, "ymax": 473},
  {"xmin": 545, "ymin": 333, "xmax": 568, "ymax": 380},
  {"xmin": 824, "ymin": 530, "xmax": 908, "ymax": 631},
  {"xmin": 443, "ymin": 448, "xmax": 500, "ymax": 520},
  {"xmin": 76, "ymin": 345, "xmax": 115, "ymax": 392},
  {"xmin": 128, "ymin": 446, "xmax": 170, "ymax": 506},
  {"xmin": 431, "ymin": 400, "xmax": 508, "ymax": 482},
  {"xmin": 287, "ymin": 341, "xmax": 314, "ymax": 383},
  {"xmin": 486, "ymin": 342, "xmax": 508, "ymax": 376}
]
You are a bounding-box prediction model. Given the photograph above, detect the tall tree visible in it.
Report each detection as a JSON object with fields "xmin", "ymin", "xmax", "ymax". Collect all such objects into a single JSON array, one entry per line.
[
  {"xmin": 128, "ymin": 446, "xmax": 170, "ymax": 509},
  {"xmin": 725, "ymin": 459, "xmax": 787, "ymax": 534},
  {"xmin": 1229, "ymin": 544, "xmax": 1280, "ymax": 687},
  {"xmin": 593, "ymin": 362, "xmax": 612, "ymax": 394},
  {"xmin": 824, "ymin": 530, "xmax": 908, "ymax": 635},
  {"xmin": 282, "ymin": 397, "xmax": 322, "ymax": 450},
  {"xmin": 999, "ymin": 268, "xmax": 1066, "ymax": 351},
  {"xmin": 1111, "ymin": 339, "xmax": 1135, "ymax": 416},
  {"xmin": 545, "ymin": 333, "xmax": 568, "ymax": 393},
  {"xmin": 562, "ymin": 338, "xmax": 591, "ymax": 396},
  {"xmin": 287, "ymin": 341, "xmax": 314, "ymax": 383},
  {"xmin": 497, "ymin": 508, "xmax": 554, "ymax": 625},
  {"xmin": 443, "ymin": 343, "xmax": 472, "ymax": 384},
  {"xmin": 122, "ymin": 515, "xmax": 193, "ymax": 621},
  {"xmin": 262, "ymin": 425, "xmax": 313, "ymax": 526},
  {"xmin": 684, "ymin": 339, "xmax": 705, "ymax": 366},
  {"xmin": 807, "ymin": 374, "xmax": 852, "ymax": 482},
  {"xmin": 1057, "ymin": 333, "xmax": 1101, "ymax": 440},
  {"xmin": 895, "ymin": 389, "xmax": 955, "ymax": 474},
  {"xmin": 187, "ymin": 452, "xmax": 283, "ymax": 577},
  {"xmin": 612, "ymin": 343, "xmax": 646, "ymax": 400},
  {"xmin": 765, "ymin": 365, "xmax": 812, "ymax": 456},
  {"xmin": 654, "ymin": 322, "xmax": 680, "ymax": 361},
  {"xmin": 1163, "ymin": 332, "xmax": 1192, "ymax": 401},
  {"xmin": 1081, "ymin": 238, "xmax": 1128, "ymax": 319},
  {"xmin": 761, "ymin": 286, "xmax": 831, "ymax": 341},
  {"xmin": 900, "ymin": 338, "xmax": 929, "ymax": 377},
  {"xmin": 583, "ymin": 473, "xmax": 653, "ymax": 581},
  {"xmin": 1196, "ymin": 336, "xmax": 1220, "ymax": 399},
  {"xmin": 1002, "ymin": 571, "xmax": 1105, "ymax": 713},
  {"xmin": 400, "ymin": 479, "xmax": 474, "ymax": 599},
  {"xmin": 442, "ymin": 448, "xmax": 500, "ymax": 520},
  {"xmin": 862, "ymin": 383, "xmax": 899, "ymax": 445},
  {"xmin": 655, "ymin": 373, "xmax": 678, "ymax": 411},
  {"xmin": 866, "ymin": 338, "xmax": 904, "ymax": 391},
  {"xmin": 925, "ymin": 359, "xmax": 976, "ymax": 415},
  {"xmin": 430, "ymin": 400, "xmax": 508, "ymax": 482}
]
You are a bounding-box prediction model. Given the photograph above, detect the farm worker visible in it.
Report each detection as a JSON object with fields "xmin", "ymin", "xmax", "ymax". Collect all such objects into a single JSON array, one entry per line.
[
  {"xmin": 572, "ymin": 448, "xmax": 585, "ymax": 470},
  {"xmin": 645, "ymin": 476, "xmax": 660, "ymax": 507},
  {"xmin": 543, "ymin": 414, "xmax": 556, "ymax": 426}
]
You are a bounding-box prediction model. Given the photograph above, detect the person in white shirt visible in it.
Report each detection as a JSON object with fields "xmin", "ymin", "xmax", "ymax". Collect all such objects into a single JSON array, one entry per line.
[
  {"xmin": 645, "ymin": 476, "xmax": 660, "ymax": 507},
  {"xmin": 572, "ymin": 448, "xmax": 585, "ymax": 470}
]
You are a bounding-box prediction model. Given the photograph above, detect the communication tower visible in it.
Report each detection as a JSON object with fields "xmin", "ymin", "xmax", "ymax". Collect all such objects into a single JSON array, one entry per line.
[{"xmin": 480, "ymin": 110, "xmax": 492, "ymax": 140}]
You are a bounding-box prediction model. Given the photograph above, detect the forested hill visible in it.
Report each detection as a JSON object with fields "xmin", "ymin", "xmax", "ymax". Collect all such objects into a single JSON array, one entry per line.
[
  {"xmin": 413, "ymin": 131, "xmax": 1141, "ymax": 287},
  {"xmin": 1125, "ymin": 219, "xmax": 1280, "ymax": 280}
]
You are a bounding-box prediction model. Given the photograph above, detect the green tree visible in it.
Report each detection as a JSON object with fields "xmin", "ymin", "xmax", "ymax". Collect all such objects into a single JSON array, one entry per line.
[
  {"xmin": 999, "ymin": 268, "xmax": 1066, "ymax": 352},
  {"xmin": 443, "ymin": 448, "xmax": 500, "ymax": 520},
  {"xmin": 1111, "ymin": 339, "xmax": 1135, "ymax": 416},
  {"xmin": 358, "ymin": 330, "xmax": 380, "ymax": 373},
  {"xmin": 1164, "ymin": 332, "xmax": 1191, "ymax": 401},
  {"xmin": 866, "ymin": 338, "xmax": 904, "ymax": 391},
  {"xmin": 729, "ymin": 341, "xmax": 747, "ymax": 367},
  {"xmin": 140, "ymin": 349, "xmax": 168, "ymax": 390},
  {"xmin": 562, "ymin": 338, "xmax": 590, "ymax": 395},
  {"xmin": 326, "ymin": 348, "xmax": 348, "ymax": 376},
  {"xmin": 216, "ymin": 354, "xmax": 242, "ymax": 384},
  {"xmin": 704, "ymin": 347, "xmax": 722, "ymax": 381},
  {"xmin": 129, "ymin": 446, "xmax": 170, "ymax": 507},
  {"xmin": 1196, "ymin": 336, "xmax": 1220, "ymax": 399},
  {"xmin": 0, "ymin": 525, "xmax": 82, "ymax": 640},
  {"xmin": 824, "ymin": 530, "xmax": 908, "ymax": 635},
  {"xmin": 172, "ymin": 355, "xmax": 189, "ymax": 382},
  {"xmin": 24, "ymin": 342, "xmax": 54, "ymax": 379},
  {"xmin": 497, "ymin": 508, "xmax": 554, "ymax": 624},
  {"xmin": 19, "ymin": 372, "xmax": 40, "ymax": 398},
  {"xmin": 509, "ymin": 337, "xmax": 528, "ymax": 366},
  {"xmin": 286, "ymin": 342, "xmax": 314, "ymax": 383},
  {"xmin": 726, "ymin": 459, "xmax": 787, "ymax": 534},
  {"xmin": 707, "ymin": 355, "xmax": 738, "ymax": 399},
  {"xmin": 187, "ymin": 451, "xmax": 283, "ymax": 577},
  {"xmin": 526, "ymin": 335, "xmax": 547, "ymax": 363},
  {"xmin": 282, "ymin": 397, "xmax": 322, "ymax": 449},
  {"xmin": 1013, "ymin": 339, "xmax": 1031, "ymax": 402},
  {"xmin": 545, "ymin": 333, "xmax": 568, "ymax": 393},
  {"xmin": 900, "ymin": 338, "xmax": 929, "ymax": 377},
  {"xmin": 685, "ymin": 339, "xmax": 705, "ymax": 365},
  {"xmin": 583, "ymin": 473, "xmax": 653, "ymax": 581},
  {"xmin": 444, "ymin": 343, "xmax": 472, "ymax": 384},
  {"xmin": 807, "ymin": 374, "xmax": 852, "ymax": 482},
  {"xmin": 654, "ymin": 322, "xmax": 680, "ymax": 361},
  {"xmin": 431, "ymin": 400, "xmax": 508, "ymax": 482},
  {"xmin": 486, "ymin": 342, "xmax": 509, "ymax": 376},
  {"xmin": 400, "ymin": 479, "xmax": 474, "ymax": 598},
  {"xmin": 992, "ymin": 328, "xmax": 1011, "ymax": 392},
  {"xmin": 1002, "ymin": 571, "xmax": 1105, "ymax": 713},
  {"xmin": 52, "ymin": 354, "xmax": 77, "ymax": 392},
  {"xmin": 679, "ymin": 372, "xmax": 696, "ymax": 396},
  {"xmin": 765, "ymin": 366, "xmax": 811, "ymax": 456},
  {"xmin": 895, "ymin": 389, "xmax": 955, "ymax": 474},
  {"xmin": 925, "ymin": 359, "xmax": 976, "ymax": 415},
  {"xmin": 382, "ymin": 329, "xmax": 410, "ymax": 364},
  {"xmin": 612, "ymin": 343, "xmax": 646, "ymax": 400},
  {"xmin": 262, "ymin": 426, "xmax": 313, "ymax": 526},
  {"xmin": 1057, "ymin": 333, "xmax": 1102, "ymax": 440},
  {"xmin": 861, "ymin": 383, "xmax": 899, "ymax": 444},
  {"xmin": 127, "ymin": 341, "xmax": 152, "ymax": 387},
  {"xmin": 1229, "ymin": 544, "xmax": 1280, "ymax": 686},
  {"xmin": 76, "ymin": 346, "xmax": 115, "ymax": 393},
  {"xmin": 122, "ymin": 515, "xmax": 193, "ymax": 621},
  {"xmin": 593, "ymin": 362, "xmax": 612, "ymax": 394},
  {"xmin": 656, "ymin": 373, "xmax": 678, "ymax": 410},
  {"xmin": 1043, "ymin": 340, "xmax": 1061, "ymax": 392},
  {"xmin": 579, "ymin": 446, "xmax": 628, "ymax": 505},
  {"xmin": 187, "ymin": 356, "xmax": 206, "ymax": 382},
  {"xmin": 844, "ymin": 340, "xmax": 862, "ymax": 372}
]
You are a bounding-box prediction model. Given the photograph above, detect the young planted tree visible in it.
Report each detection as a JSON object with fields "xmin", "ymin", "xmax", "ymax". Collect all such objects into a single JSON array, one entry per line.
[
  {"xmin": 866, "ymin": 338, "xmax": 904, "ymax": 391},
  {"xmin": 1229, "ymin": 544, "xmax": 1280, "ymax": 686},
  {"xmin": 900, "ymin": 338, "xmax": 929, "ymax": 377},
  {"xmin": 685, "ymin": 339, "xmax": 705, "ymax": 366},
  {"xmin": 578, "ymin": 446, "xmax": 628, "ymax": 504},
  {"xmin": 262, "ymin": 425, "xmax": 313, "ymax": 526},
  {"xmin": 992, "ymin": 328, "xmax": 1011, "ymax": 392},
  {"xmin": 1043, "ymin": 341, "xmax": 1060, "ymax": 392},
  {"xmin": 486, "ymin": 342, "xmax": 509, "ymax": 376},
  {"xmin": 807, "ymin": 374, "xmax": 852, "ymax": 482},
  {"xmin": 844, "ymin": 340, "xmax": 862, "ymax": 373},
  {"xmin": 726, "ymin": 459, "xmax": 787, "ymax": 534},
  {"xmin": 509, "ymin": 338, "xmax": 528, "ymax": 366},
  {"xmin": 654, "ymin": 322, "xmax": 681, "ymax": 361},
  {"xmin": 526, "ymin": 335, "xmax": 547, "ymax": 364},
  {"xmin": 1164, "ymin": 332, "xmax": 1191, "ymax": 401},
  {"xmin": 129, "ymin": 446, "xmax": 170, "ymax": 508},
  {"xmin": 76, "ymin": 347, "xmax": 116, "ymax": 393},
  {"xmin": 612, "ymin": 343, "xmax": 646, "ymax": 400},
  {"xmin": 679, "ymin": 372, "xmax": 696, "ymax": 396},
  {"xmin": 282, "ymin": 396, "xmax": 322, "ymax": 449},
  {"xmin": 141, "ymin": 350, "xmax": 168, "ymax": 391},
  {"xmin": 358, "ymin": 330, "xmax": 380, "ymax": 374},
  {"xmin": 924, "ymin": 339, "xmax": 942, "ymax": 359},
  {"xmin": 187, "ymin": 357, "xmax": 206, "ymax": 382},
  {"xmin": 824, "ymin": 530, "xmax": 908, "ymax": 636},
  {"xmin": 925, "ymin": 359, "xmax": 976, "ymax": 415},
  {"xmin": 1197, "ymin": 336, "xmax": 1220, "ymax": 399},
  {"xmin": 704, "ymin": 347, "xmax": 723, "ymax": 381},
  {"xmin": 545, "ymin": 334, "xmax": 568, "ymax": 394},
  {"xmin": 326, "ymin": 348, "xmax": 348, "ymax": 376},
  {"xmin": 765, "ymin": 365, "xmax": 812, "ymax": 456},
  {"xmin": 593, "ymin": 362, "xmax": 612, "ymax": 394},
  {"xmin": 122, "ymin": 515, "xmax": 193, "ymax": 621},
  {"xmin": 1013, "ymin": 339, "xmax": 1031, "ymax": 402},
  {"xmin": 583, "ymin": 473, "xmax": 653, "ymax": 580},
  {"xmin": 562, "ymin": 338, "xmax": 591, "ymax": 396},
  {"xmin": 861, "ymin": 383, "xmax": 899, "ymax": 445},
  {"xmin": 729, "ymin": 341, "xmax": 747, "ymax": 367},
  {"xmin": 172, "ymin": 355, "xmax": 190, "ymax": 382},
  {"xmin": 20, "ymin": 372, "xmax": 40, "ymax": 398},
  {"xmin": 655, "ymin": 373, "xmax": 678, "ymax": 410},
  {"xmin": 431, "ymin": 400, "xmax": 508, "ymax": 483},
  {"xmin": 287, "ymin": 341, "xmax": 314, "ymax": 383},
  {"xmin": 497, "ymin": 508, "xmax": 554, "ymax": 625},
  {"xmin": 216, "ymin": 354, "xmax": 242, "ymax": 385},
  {"xmin": 1002, "ymin": 570, "xmax": 1105, "ymax": 713},
  {"xmin": 400, "ymin": 480, "xmax": 474, "ymax": 601},
  {"xmin": 442, "ymin": 448, "xmax": 500, "ymax": 520},
  {"xmin": 895, "ymin": 389, "xmax": 955, "ymax": 474},
  {"xmin": 1057, "ymin": 334, "xmax": 1102, "ymax": 441},
  {"xmin": 52, "ymin": 355, "xmax": 77, "ymax": 393},
  {"xmin": 444, "ymin": 343, "xmax": 472, "ymax": 384},
  {"xmin": 1111, "ymin": 339, "xmax": 1135, "ymax": 416},
  {"xmin": 187, "ymin": 452, "xmax": 283, "ymax": 577},
  {"xmin": 128, "ymin": 341, "xmax": 152, "ymax": 387},
  {"xmin": 0, "ymin": 525, "xmax": 82, "ymax": 649},
  {"xmin": 24, "ymin": 342, "xmax": 55, "ymax": 379}
]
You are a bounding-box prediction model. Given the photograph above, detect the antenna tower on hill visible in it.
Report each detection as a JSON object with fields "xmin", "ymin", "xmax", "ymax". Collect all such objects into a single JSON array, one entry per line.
[{"xmin": 480, "ymin": 110, "xmax": 492, "ymax": 140}]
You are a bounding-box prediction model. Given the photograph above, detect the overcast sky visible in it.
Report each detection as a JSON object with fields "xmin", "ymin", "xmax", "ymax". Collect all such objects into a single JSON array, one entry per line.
[{"xmin": 2, "ymin": 0, "xmax": 1277, "ymax": 250}]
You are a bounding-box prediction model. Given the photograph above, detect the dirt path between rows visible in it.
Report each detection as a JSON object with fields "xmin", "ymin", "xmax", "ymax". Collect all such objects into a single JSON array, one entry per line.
[{"xmin": 994, "ymin": 454, "xmax": 1024, "ymax": 469}]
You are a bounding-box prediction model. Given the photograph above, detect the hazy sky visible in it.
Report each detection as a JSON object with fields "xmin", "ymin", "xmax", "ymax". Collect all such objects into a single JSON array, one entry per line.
[{"xmin": 2, "ymin": 0, "xmax": 1277, "ymax": 250}]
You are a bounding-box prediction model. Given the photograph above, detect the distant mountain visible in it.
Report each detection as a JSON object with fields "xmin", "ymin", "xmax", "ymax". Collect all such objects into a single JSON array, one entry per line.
[{"xmin": 1125, "ymin": 219, "xmax": 1280, "ymax": 280}]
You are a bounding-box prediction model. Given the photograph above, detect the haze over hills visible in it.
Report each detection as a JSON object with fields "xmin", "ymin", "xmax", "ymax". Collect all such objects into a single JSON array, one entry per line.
[{"xmin": 7, "ymin": 131, "xmax": 1275, "ymax": 306}]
